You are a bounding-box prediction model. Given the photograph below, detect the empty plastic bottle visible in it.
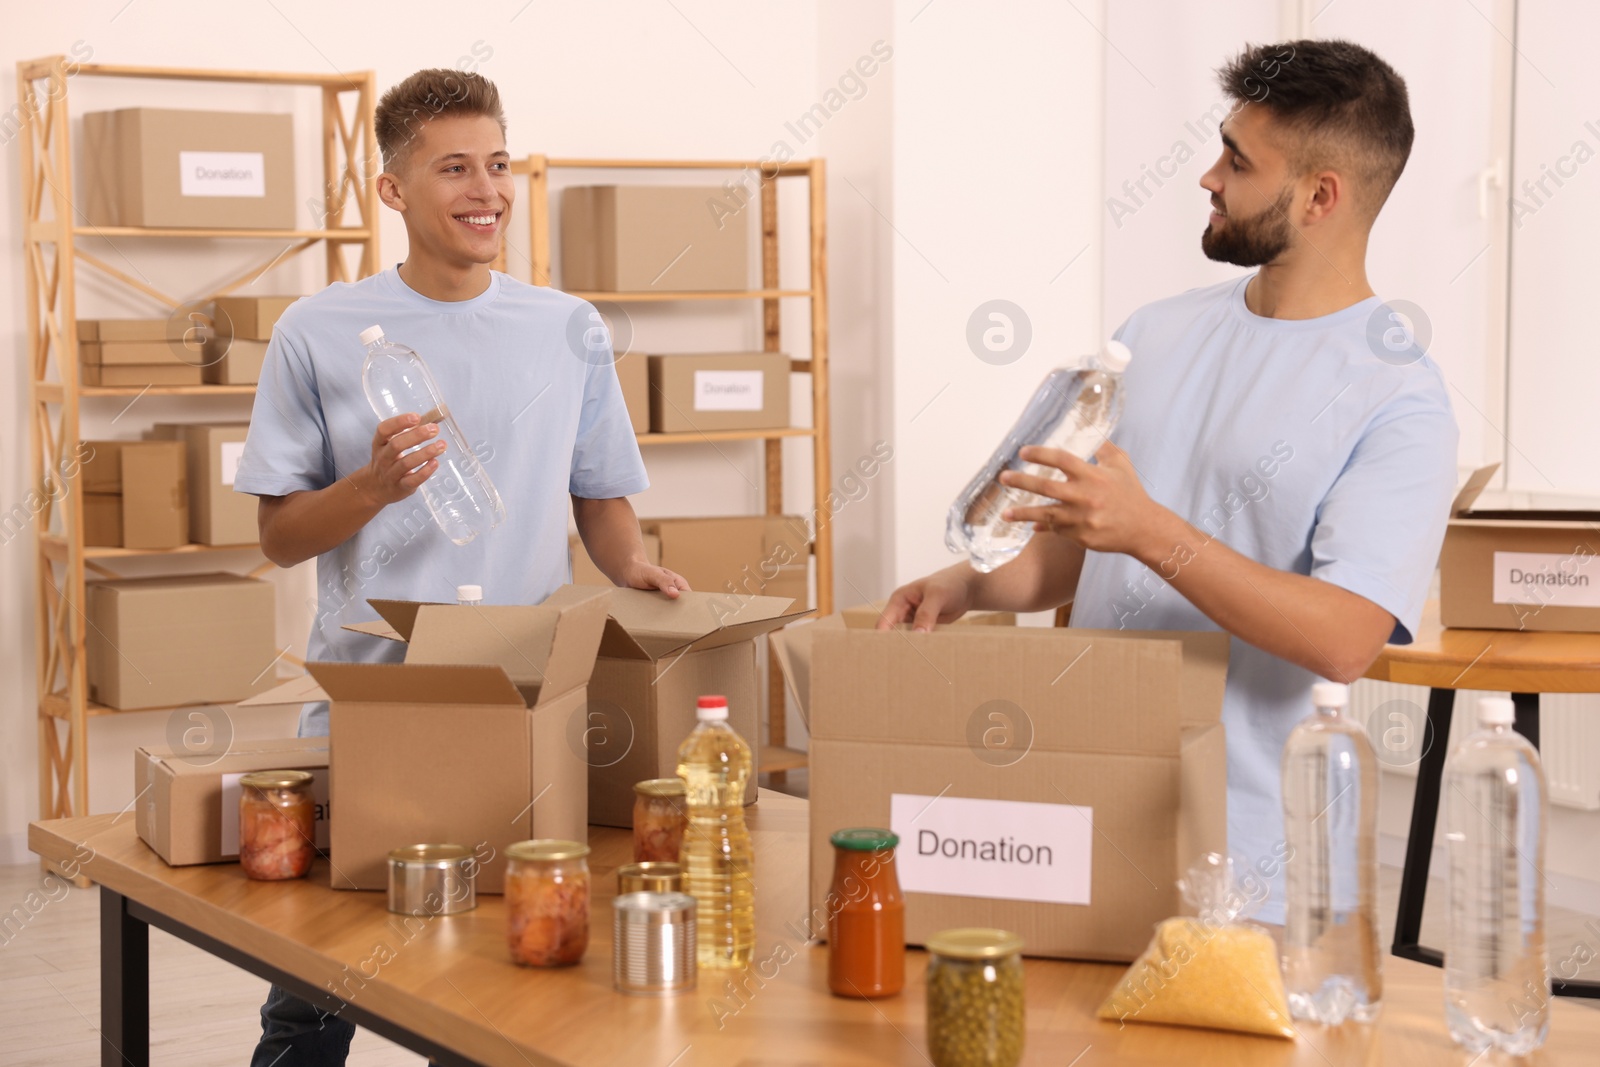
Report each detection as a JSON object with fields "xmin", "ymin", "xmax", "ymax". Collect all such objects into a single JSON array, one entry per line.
[
  {"xmin": 945, "ymin": 340, "xmax": 1131, "ymax": 572},
  {"xmin": 676, "ymin": 694, "xmax": 754, "ymax": 969},
  {"xmin": 360, "ymin": 325, "xmax": 505, "ymax": 545},
  {"xmin": 1281, "ymin": 681, "xmax": 1383, "ymax": 1024},
  {"xmin": 1443, "ymin": 696, "xmax": 1549, "ymax": 1055}
]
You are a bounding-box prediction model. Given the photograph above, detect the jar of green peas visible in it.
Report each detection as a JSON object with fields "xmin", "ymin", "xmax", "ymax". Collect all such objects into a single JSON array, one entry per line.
[{"xmin": 924, "ymin": 928, "xmax": 1025, "ymax": 1067}]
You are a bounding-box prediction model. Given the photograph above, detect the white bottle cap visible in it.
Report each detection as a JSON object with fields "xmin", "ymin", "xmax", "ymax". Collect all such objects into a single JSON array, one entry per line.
[
  {"xmin": 1311, "ymin": 681, "xmax": 1349, "ymax": 709},
  {"xmin": 359, "ymin": 324, "xmax": 385, "ymax": 346},
  {"xmin": 1478, "ymin": 696, "xmax": 1515, "ymax": 726},
  {"xmin": 456, "ymin": 584, "xmax": 483, "ymax": 603},
  {"xmin": 696, "ymin": 694, "xmax": 729, "ymax": 721},
  {"xmin": 1098, "ymin": 339, "xmax": 1132, "ymax": 373}
]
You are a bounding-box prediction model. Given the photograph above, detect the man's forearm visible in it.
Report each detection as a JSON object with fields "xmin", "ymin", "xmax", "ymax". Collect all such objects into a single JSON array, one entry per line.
[
  {"xmin": 1132, "ymin": 511, "xmax": 1393, "ymax": 683},
  {"xmin": 968, "ymin": 532, "xmax": 1086, "ymax": 614},
  {"xmin": 259, "ymin": 472, "xmax": 387, "ymax": 568},
  {"xmin": 571, "ymin": 496, "xmax": 651, "ymax": 584}
]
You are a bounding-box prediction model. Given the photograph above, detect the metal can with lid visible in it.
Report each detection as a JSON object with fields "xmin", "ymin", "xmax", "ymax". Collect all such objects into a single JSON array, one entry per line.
[
  {"xmin": 925, "ymin": 928, "xmax": 1025, "ymax": 1067},
  {"xmin": 505, "ymin": 839, "xmax": 590, "ymax": 967},
  {"xmin": 613, "ymin": 891, "xmax": 697, "ymax": 995},
  {"xmin": 387, "ymin": 844, "xmax": 477, "ymax": 916},
  {"xmin": 632, "ymin": 777, "xmax": 688, "ymax": 863},
  {"xmin": 617, "ymin": 861, "xmax": 684, "ymax": 896},
  {"xmin": 238, "ymin": 770, "xmax": 316, "ymax": 881}
]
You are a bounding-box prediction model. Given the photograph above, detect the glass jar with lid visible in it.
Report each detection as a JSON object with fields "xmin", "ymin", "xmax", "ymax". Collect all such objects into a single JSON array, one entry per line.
[
  {"xmin": 925, "ymin": 928, "xmax": 1025, "ymax": 1067},
  {"xmin": 505, "ymin": 839, "xmax": 591, "ymax": 967},
  {"xmin": 827, "ymin": 827, "xmax": 905, "ymax": 998},
  {"xmin": 238, "ymin": 770, "xmax": 316, "ymax": 881},
  {"xmin": 632, "ymin": 777, "xmax": 688, "ymax": 863}
]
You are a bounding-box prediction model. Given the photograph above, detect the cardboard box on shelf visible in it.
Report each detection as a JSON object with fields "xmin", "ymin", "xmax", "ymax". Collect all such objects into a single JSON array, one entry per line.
[
  {"xmin": 771, "ymin": 618, "xmax": 1229, "ymax": 963},
  {"xmin": 212, "ymin": 295, "xmax": 299, "ymax": 340},
  {"xmin": 648, "ymin": 352, "xmax": 790, "ymax": 433},
  {"xmin": 80, "ymin": 340, "xmax": 199, "ymax": 367},
  {"xmin": 840, "ymin": 600, "xmax": 1018, "ymax": 630},
  {"xmin": 78, "ymin": 319, "xmax": 171, "ymax": 343},
  {"xmin": 1440, "ymin": 463, "xmax": 1600, "ymax": 633},
  {"xmin": 585, "ymin": 588, "xmax": 812, "ymax": 828},
  {"xmin": 152, "ymin": 423, "xmax": 254, "ymax": 545},
  {"xmin": 80, "ymin": 440, "xmax": 188, "ymax": 549},
  {"xmin": 134, "ymin": 737, "xmax": 329, "ymax": 866},
  {"xmin": 561, "ymin": 185, "xmax": 748, "ymax": 292},
  {"xmin": 569, "ymin": 532, "xmax": 661, "ymax": 587},
  {"xmin": 616, "ymin": 351, "xmax": 649, "ymax": 434},
  {"xmin": 82, "ymin": 108, "xmax": 295, "ymax": 229},
  {"xmin": 81, "ymin": 363, "xmax": 204, "ymax": 387},
  {"xmin": 86, "ymin": 573, "xmax": 276, "ymax": 710},
  {"xmin": 640, "ymin": 516, "xmax": 810, "ymax": 608},
  {"xmin": 201, "ymin": 338, "xmax": 268, "ymax": 385},
  {"xmin": 83, "ymin": 493, "xmax": 122, "ymax": 547},
  {"xmin": 240, "ymin": 587, "xmax": 612, "ymax": 892}
]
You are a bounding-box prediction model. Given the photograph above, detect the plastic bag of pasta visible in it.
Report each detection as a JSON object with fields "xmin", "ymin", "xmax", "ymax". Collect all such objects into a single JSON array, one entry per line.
[{"xmin": 1097, "ymin": 853, "xmax": 1295, "ymax": 1039}]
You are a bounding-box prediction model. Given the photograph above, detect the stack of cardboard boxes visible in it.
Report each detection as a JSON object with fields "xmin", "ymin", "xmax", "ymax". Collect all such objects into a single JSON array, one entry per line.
[
  {"xmin": 78, "ymin": 319, "xmax": 203, "ymax": 387},
  {"xmin": 206, "ymin": 295, "xmax": 297, "ymax": 384}
]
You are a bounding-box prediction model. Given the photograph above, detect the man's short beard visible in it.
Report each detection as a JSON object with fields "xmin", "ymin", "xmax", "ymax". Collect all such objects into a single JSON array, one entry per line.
[{"xmin": 1201, "ymin": 185, "xmax": 1296, "ymax": 266}]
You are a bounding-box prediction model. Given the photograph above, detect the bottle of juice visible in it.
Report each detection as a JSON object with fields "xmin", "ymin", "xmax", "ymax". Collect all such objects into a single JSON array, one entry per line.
[{"xmin": 676, "ymin": 695, "xmax": 754, "ymax": 968}]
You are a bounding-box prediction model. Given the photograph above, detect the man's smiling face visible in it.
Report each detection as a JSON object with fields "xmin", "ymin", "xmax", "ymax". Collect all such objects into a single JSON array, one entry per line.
[
  {"xmin": 1198, "ymin": 104, "xmax": 1298, "ymax": 267},
  {"xmin": 387, "ymin": 114, "xmax": 514, "ymax": 269}
]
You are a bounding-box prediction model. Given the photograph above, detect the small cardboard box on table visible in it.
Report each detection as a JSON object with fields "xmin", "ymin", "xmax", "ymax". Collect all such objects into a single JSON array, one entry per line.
[
  {"xmin": 585, "ymin": 588, "xmax": 812, "ymax": 828},
  {"xmin": 242, "ymin": 586, "xmax": 610, "ymax": 892},
  {"xmin": 771, "ymin": 616, "xmax": 1229, "ymax": 962}
]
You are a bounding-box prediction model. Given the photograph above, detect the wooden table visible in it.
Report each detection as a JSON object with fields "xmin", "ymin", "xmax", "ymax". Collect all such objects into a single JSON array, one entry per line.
[
  {"xmin": 1366, "ymin": 599, "xmax": 1600, "ymax": 997},
  {"xmin": 30, "ymin": 791, "xmax": 1600, "ymax": 1067}
]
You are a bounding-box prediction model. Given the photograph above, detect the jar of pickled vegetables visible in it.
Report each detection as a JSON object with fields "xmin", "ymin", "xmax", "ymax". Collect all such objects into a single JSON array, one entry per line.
[
  {"xmin": 505, "ymin": 839, "xmax": 591, "ymax": 967},
  {"xmin": 925, "ymin": 928, "xmax": 1025, "ymax": 1067},
  {"xmin": 238, "ymin": 770, "xmax": 316, "ymax": 881},
  {"xmin": 827, "ymin": 828, "xmax": 904, "ymax": 998},
  {"xmin": 632, "ymin": 777, "xmax": 687, "ymax": 863}
]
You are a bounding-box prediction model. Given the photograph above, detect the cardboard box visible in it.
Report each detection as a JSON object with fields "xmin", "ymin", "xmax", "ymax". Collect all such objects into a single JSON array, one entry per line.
[
  {"xmin": 212, "ymin": 295, "xmax": 299, "ymax": 340},
  {"xmin": 561, "ymin": 185, "xmax": 748, "ymax": 292},
  {"xmin": 82, "ymin": 108, "xmax": 295, "ymax": 229},
  {"xmin": 1440, "ymin": 463, "xmax": 1600, "ymax": 632},
  {"xmin": 648, "ymin": 352, "xmax": 790, "ymax": 433},
  {"xmin": 840, "ymin": 600, "xmax": 1018, "ymax": 630},
  {"xmin": 86, "ymin": 573, "xmax": 277, "ymax": 710},
  {"xmin": 81, "ymin": 363, "xmax": 204, "ymax": 387},
  {"xmin": 78, "ymin": 318, "xmax": 172, "ymax": 343},
  {"xmin": 242, "ymin": 587, "xmax": 612, "ymax": 892},
  {"xmin": 641, "ymin": 516, "xmax": 810, "ymax": 607},
  {"xmin": 79, "ymin": 440, "xmax": 188, "ymax": 549},
  {"xmin": 586, "ymin": 588, "xmax": 812, "ymax": 828},
  {"xmin": 617, "ymin": 351, "xmax": 649, "ymax": 434},
  {"xmin": 772, "ymin": 619, "xmax": 1229, "ymax": 962},
  {"xmin": 202, "ymin": 338, "xmax": 268, "ymax": 385},
  {"xmin": 83, "ymin": 493, "xmax": 122, "ymax": 547},
  {"xmin": 152, "ymin": 423, "xmax": 255, "ymax": 545},
  {"xmin": 134, "ymin": 737, "xmax": 329, "ymax": 866},
  {"xmin": 81, "ymin": 340, "xmax": 199, "ymax": 367},
  {"xmin": 569, "ymin": 531, "xmax": 661, "ymax": 587}
]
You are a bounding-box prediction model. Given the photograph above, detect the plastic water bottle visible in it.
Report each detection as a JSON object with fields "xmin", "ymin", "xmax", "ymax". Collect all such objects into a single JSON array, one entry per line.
[
  {"xmin": 456, "ymin": 584, "xmax": 482, "ymax": 606},
  {"xmin": 945, "ymin": 340, "xmax": 1131, "ymax": 572},
  {"xmin": 1281, "ymin": 681, "xmax": 1382, "ymax": 1023},
  {"xmin": 1443, "ymin": 697, "xmax": 1549, "ymax": 1055},
  {"xmin": 676, "ymin": 694, "xmax": 754, "ymax": 969},
  {"xmin": 360, "ymin": 325, "xmax": 505, "ymax": 545}
]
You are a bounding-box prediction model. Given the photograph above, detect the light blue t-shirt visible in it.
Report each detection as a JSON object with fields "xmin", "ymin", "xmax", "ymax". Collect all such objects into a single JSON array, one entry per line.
[
  {"xmin": 1069, "ymin": 274, "xmax": 1459, "ymax": 922},
  {"xmin": 234, "ymin": 268, "xmax": 648, "ymax": 735}
]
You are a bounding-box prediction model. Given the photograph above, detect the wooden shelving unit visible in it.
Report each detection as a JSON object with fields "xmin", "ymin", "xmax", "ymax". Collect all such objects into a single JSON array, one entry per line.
[
  {"xmin": 17, "ymin": 56, "xmax": 379, "ymax": 861},
  {"xmin": 506, "ymin": 156, "xmax": 832, "ymax": 775}
]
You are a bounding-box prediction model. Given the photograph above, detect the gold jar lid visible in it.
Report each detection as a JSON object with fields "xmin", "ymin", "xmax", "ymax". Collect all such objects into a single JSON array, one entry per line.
[
  {"xmin": 388, "ymin": 844, "xmax": 473, "ymax": 867},
  {"xmin": 925, "ymin": 928, "xmax": 1024, "ymax": 961},
  {"xmin": 505, "ymin": 839, "xmax": 591, "ymax": 862},
  {"xmin": 239, "ymin": 770, "xmax": 314, "ymax": 791},
  {"xmin": 633, "ymin": 777, "xmax": 686, "ymax": 798},
  {"xmin": 617, "ymin": 861, "xmax": 683, "ymax": 893}
]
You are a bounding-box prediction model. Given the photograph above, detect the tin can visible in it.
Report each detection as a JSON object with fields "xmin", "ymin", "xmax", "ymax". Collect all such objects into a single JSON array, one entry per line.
[
  {"xmin": 613, "ymin": 891, "xmax": 697, "ymax": 995},
  {"xmin": 617, "ymin": 861, "xmax": 684, "ymax": 896},
  {"xmin": 386, "ymin": 844, "xmax": 477, "ymax": 916}
]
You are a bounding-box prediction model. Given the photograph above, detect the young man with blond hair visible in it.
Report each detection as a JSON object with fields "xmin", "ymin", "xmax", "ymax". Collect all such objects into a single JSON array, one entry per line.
[{"xmin": 235, "ymin": 68, "xmax": 684, "ymax": 1065}]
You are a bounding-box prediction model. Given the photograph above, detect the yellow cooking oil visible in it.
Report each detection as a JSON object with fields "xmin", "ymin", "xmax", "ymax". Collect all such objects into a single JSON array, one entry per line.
[{"xmin": 676, "ymin": 694, "xmax": 755, "ymax": 969}]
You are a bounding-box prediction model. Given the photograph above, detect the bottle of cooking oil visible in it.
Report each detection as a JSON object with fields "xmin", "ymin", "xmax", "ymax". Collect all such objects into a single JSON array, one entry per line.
[{"xmin": 676, "ymin": 694, "xmax": 754, "ymax": 969}]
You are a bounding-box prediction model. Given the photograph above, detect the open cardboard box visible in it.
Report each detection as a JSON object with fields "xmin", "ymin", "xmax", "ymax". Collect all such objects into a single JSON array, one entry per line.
[
  {"xmin": 242, "ymin": 586, "xmax": 610, "ymax": 891},
  {"xmin": 1440, "ymin": 463, "xmax": 1600, "ymax": 632},
  {"xmin": 586, "ymin": 588, "xmax": 812, "ymax": 827},
  {"xmin": 772, "ymin": 617, "xmax": 1228, "ymax": 962}
]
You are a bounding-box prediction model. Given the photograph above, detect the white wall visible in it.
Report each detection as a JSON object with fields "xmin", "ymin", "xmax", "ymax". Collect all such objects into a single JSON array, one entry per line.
[{"xmin": 0, "ymin": 0, "xmax": 870, "ymax": 857}]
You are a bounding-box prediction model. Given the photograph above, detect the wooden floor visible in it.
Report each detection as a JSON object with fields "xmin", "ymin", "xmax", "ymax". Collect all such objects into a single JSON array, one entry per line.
[{"xmin": 3, "ymin": 784, "xmax": 1595, "ymax": 1065}]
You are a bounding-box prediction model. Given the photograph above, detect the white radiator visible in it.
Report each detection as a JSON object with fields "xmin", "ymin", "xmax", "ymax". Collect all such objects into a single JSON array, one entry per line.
[{"xmin": 1349, "ymin": 679, "xmax": 1600, "ymax": 811}]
